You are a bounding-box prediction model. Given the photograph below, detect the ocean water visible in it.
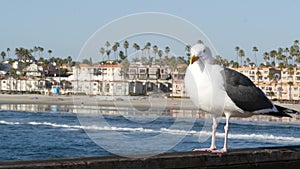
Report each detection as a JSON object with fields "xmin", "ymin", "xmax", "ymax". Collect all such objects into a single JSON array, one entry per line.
[{"xmin": 0, "ymin": 108, "xmax": 300, "ymax": 161}]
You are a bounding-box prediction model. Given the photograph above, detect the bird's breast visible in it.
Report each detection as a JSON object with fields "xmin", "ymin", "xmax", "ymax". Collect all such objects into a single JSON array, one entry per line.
[{"xmin": 185, "ymin": 64, "xmax": 216, "ymax": 112}]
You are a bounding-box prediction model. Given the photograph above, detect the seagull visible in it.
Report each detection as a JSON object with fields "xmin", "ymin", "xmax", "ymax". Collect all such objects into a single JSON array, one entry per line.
[{"xmin": 185, "ymin": 43, "xmax": 298, "ymax": 153}]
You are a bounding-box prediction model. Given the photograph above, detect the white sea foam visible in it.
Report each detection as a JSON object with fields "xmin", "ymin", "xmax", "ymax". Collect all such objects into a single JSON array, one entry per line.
[
  {"xmin": 0, "ymin": 120, "xmax": 20, "ymax": 125},
  {"xmin": 1, "ymin": 120, "xmax": 300, "ymax": 144}
]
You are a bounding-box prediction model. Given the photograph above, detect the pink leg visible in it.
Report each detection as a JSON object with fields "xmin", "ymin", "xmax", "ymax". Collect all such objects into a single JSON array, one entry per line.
[
  {"xmin": 210, "ymin": 113, "xmax": 230, "ymax": 153},
  {"xmin": 193, "ymin": 117, "xmax": 217, "ymax": 152}
]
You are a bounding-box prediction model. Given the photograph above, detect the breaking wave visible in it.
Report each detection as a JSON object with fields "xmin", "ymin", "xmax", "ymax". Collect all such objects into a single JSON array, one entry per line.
[{"xmin": 1, "ymin": 120, "xmax": 300, "ymax": 143}]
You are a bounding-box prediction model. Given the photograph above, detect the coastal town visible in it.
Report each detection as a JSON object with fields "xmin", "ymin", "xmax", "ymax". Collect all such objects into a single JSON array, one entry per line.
[{"xmin": 1, "ymin": 40, "xmax": 300, "ymax": 102}]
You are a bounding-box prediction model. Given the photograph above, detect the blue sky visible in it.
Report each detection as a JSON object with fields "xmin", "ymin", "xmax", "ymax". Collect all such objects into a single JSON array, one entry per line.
[{"xmin": 1, "ymin": 0, "xmax": 300, "ymax": 63}]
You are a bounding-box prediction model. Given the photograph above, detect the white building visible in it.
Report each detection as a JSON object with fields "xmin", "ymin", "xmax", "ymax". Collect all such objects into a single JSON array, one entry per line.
[
  {"xmin": 0, "ymin": 78, "xmax": 46, "ymax": 93},
  {"xmin": 68, "ymin": 64, "xmax": 127, "ymax": 95},
  {"xmin": 24, "ymin": 63, "xmax": 44, "ymax": 77}
]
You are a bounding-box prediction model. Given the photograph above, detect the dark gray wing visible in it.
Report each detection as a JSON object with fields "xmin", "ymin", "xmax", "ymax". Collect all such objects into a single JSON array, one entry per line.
[{"xmin": 223, "ymin": 68, "xmax": 273, "ymax": 112}]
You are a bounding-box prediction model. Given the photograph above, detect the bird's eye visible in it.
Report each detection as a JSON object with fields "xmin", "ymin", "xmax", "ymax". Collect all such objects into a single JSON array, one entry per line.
[{"xmin": 203, "ymin": 49, "xmax": 206, "ymax": 53}]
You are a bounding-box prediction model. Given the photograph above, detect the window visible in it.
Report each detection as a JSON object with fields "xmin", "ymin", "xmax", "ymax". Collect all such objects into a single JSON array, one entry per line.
[
  {"xmin": 129, "ymin": 68, "xmax": 137, "ymax": 74},
  {"xmin": 264, "ymin": 71, "xmax": 268, "ymax": 74},
  {"xmin": 294, "ymin": 87, "xmax": 298, "ymax": 91},
  {"xmin": 139, "ymin": 68, "xmax": 146, "ymax": 74}
]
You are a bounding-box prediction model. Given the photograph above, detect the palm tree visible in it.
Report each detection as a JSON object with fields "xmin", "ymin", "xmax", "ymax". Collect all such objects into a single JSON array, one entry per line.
[
  {"xmin": 115, "ymin": 42, "xmax": 120, "ymax": 60},
  {"xmin": 152, "ymin": 45, "xmax": 158, "ymax": 61},
  {"xmin": 246, "ymin": 57, "xmax": 251, "ymax": 66},
  {"xmin": 214, "ymin": 55, "xmax": 223, "ymax": 65},
  {"xmin": 290, "ymin": 42, "xmax": 299, "ymax": 66},
  {"xmin": 158, "ymin": 50, "xmax": 163, "ymax": 66},
  {"xmin": 133, "ymin": 43, "xmax": 140, "ymax": 60},
  {"xmin": 287, "ymin": 66, "xmax": 294, "ymax": 77},
  {"xmin": 106, "ymin": 49, "xmax": 111, "ymax": 61},
  {"xmin": 112, "ymin": 43, "xmax": 118, "ymax": 60},
  {"xmin": 120, "ymin": 57, "xmax": 130, "ymax": 80},
  {"xmin": 48, "ymin": 49, "xmax": 52, "ymax": 58},
  {"xmin": 33, "ymin": 46, "xmax": 38, "ymax": 58},
  {"xmin": 287, "ymin": 65, "xmax": 294, "ymax": 100},
  {"xmin": 165, "ymin": 46, "xmax": 170, "ymax": 57},
  {"xmin": 262, "ymin": 52, "xmax": 269, "ymax": 67},
  {"xmin": 238, "ymin": 49, "xmax": 245, "ymax": 67},
  {"xmin": 276, "ymin": 49, "xmax": 283, "ymax": 66},
  {"xmin": 39, "ymin": 47, "xmax": 44, "ymax": 59},
  {"xmin": 287, "ymin": 81, "xmax": 294, "ymax": 101},
  {"xmin": 119, "ymin": 51, "xmax": 126, "ymax": 60},
  {"xmin": 105, "ymin": 41, "xmax": 111, "ymax": 49},
  {"xmin": 284, "ymin": 47, "xmax": 289, "ymax": 65},
  {"xmin": 277, "ymin": 62, "xmax": 285, "ymax": 101},
  {"xmin": 252, "ymin": 46, "xmax": 258, "ymax": 66},
  {"xmin": 100, "ymin": 47, "xmax": 105, "ymax": 60},
  {"xmin": 185, "ymin": 45, "xmax": 191, "ymax": 57},
  {"xmin": 256, "ymin": 70, "xmax": 262, "ymax": 86},
  {"xmin": 105, "ymin": 41, "xmax": 110, "ymax": 60},
  {"xmin": 144, "ymin": 42, "xmax": 152, "ymax": 65},
  {"xmin": 269, "ymin": 50, "xmax": 277, "ymax": 67},
  {"xmin": 105, "ymin": 41, "xmax": 111, "ymax": 60},
  {"xmin": 1, "ymin": 51, "xmax": 6, "ymax": 61},
  {"xmin": 67, "ymin": 56, "xmax": 72, "ymax": 67},
  {"xmin": 123, "ymin": 40, "xmax": 129, "ymax": 57},
  {"xmin": 268, "ymin": 71, "xmax": 275, "ymax": 82},
  {"xmin": 235, "ymin": 46, "xmax": 240, "ymax": 66},
  {"xmin": 278, "ymin": 47, "xmax": 283, "ymax": 55},
  {"xmin": 15, "ymin": 48, "xmax": 20, "ymax": 60},
  {"xmin": 6, "ymin": 48, "xmax": 10, "ymax": 59}
]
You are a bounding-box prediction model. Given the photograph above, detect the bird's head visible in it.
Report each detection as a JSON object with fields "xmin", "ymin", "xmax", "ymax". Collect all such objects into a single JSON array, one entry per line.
[{"xmin": 189, "ymin": 43, "xmax": 212, "ymax": 64}]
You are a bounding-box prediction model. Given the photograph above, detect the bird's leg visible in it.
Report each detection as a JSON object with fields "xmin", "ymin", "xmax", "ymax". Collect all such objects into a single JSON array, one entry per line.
[
  {"xmin": 193, "ymin": 117, "xmax": 217, "ymax": 152},
  {"xmin": 211, "ymin": 113, "xmax": 230, "ymax": 153},
  {"xmin": 210, "ymin": 117, "xmax": 217, "ymax": 150}
]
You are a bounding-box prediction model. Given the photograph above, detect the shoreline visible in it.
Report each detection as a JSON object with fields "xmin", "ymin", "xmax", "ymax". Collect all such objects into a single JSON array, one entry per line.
[
  {"xmin": 1, "ymin": 94, "xmax": 300, "ymax": 110},
  {"xmin": 0, "ymin": 94, "xmax": 299, "ymax": 122}
]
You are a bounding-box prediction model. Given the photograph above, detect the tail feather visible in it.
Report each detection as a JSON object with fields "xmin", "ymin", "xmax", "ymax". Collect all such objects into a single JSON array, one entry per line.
[{"xmin": 274, "ymin": 105, "xmax": 299, "ymax": 118}]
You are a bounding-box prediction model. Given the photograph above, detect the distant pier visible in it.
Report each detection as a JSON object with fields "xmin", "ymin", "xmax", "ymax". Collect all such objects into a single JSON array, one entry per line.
[{"xmin": 0, "ymin": 146, "xmax": 300, "ymax": 169}]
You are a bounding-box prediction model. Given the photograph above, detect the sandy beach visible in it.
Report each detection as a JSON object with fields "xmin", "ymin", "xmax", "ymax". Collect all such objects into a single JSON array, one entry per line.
[
  {"xmin": 0, "ymin": 94, "xmax": 196, "ymax": 110},
  {"xmin": 0, "ymin": 94, "xmax": 300, "ymax": 110}
]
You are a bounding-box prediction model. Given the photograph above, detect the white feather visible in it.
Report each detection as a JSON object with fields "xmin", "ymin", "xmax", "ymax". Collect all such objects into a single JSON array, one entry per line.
[{"xmin": 185, "ymin": 44, "xmax": 252, "ymax": 118}]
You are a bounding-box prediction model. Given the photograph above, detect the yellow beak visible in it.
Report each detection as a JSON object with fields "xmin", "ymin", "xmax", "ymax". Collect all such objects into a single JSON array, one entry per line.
[{"xmin": 190, "ymin": 55, "xmax": 199, "ymax": 64}]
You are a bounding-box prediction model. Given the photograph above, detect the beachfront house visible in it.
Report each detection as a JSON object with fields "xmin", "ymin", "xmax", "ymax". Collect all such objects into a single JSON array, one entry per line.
[
  {"xmin": 68, "ymin": 64, "xmax": 126, "ymax": 95},
  {"xmin": 24, "ymin": 63, "xmax": 44, "ymax": 77},
  {"xmin": 232, "ymin": 66, "xmax": 300, "ymax": 101},
  {"xmin": 0, "ymin": 77, "xmax": 46, "ymax": 94}
]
